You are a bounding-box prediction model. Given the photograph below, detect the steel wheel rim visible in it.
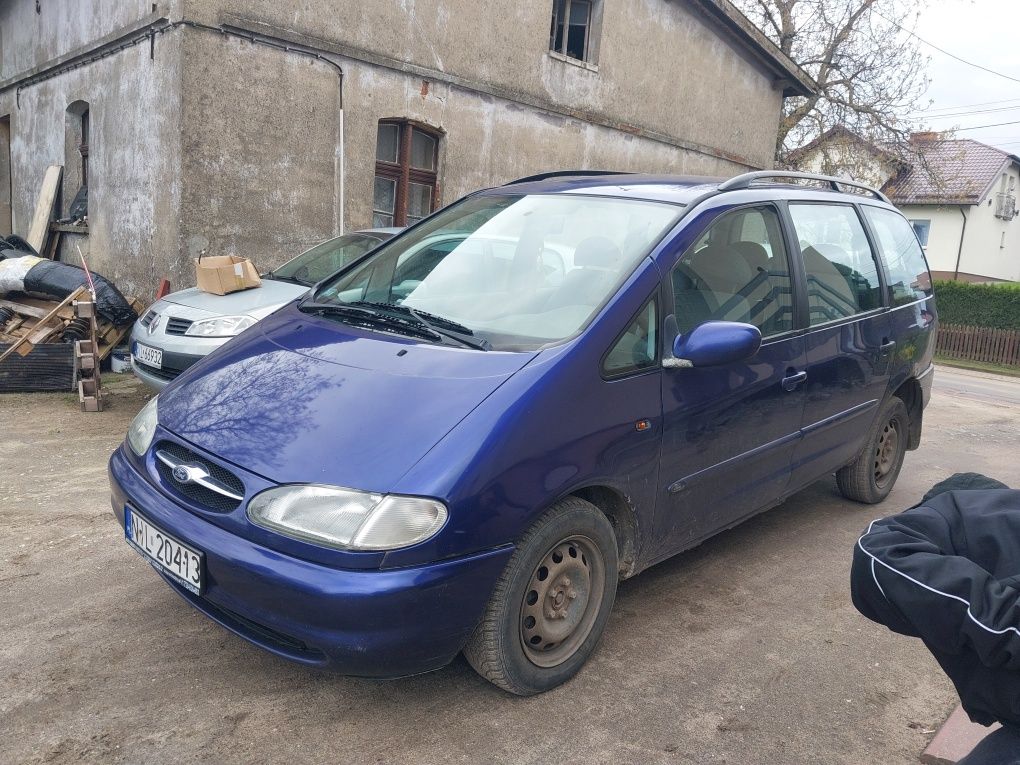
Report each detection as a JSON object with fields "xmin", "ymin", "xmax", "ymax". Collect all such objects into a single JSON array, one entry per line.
[
  {"xmin": 519, "ymin": 536, "xmax": 605, "ymax": 668},
  {"xmin": 873, "ymin": 417, "xmax": 901, "ymax": 487}
]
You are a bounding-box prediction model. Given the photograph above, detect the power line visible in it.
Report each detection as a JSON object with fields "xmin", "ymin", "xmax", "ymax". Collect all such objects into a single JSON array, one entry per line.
[
  {"xmin": 874, "ymin": 9, "xmax": 1020, "ymax": 85},
  {"xmin": 925, "ymin": 96, "xmax": 1020, "ymax": 113},
  {"xmin": 954, "ymin": 119, "xmax": 1020, "ymax": 132},
  {"xmin": 921, "ymin": 104, "xmax": 1020, "ymax": 120}
]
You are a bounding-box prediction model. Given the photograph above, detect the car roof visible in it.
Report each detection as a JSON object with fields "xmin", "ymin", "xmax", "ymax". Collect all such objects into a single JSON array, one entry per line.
[
  {"xmin": 488, "ymin": 172, "xmax": 896, "ymax": 209},
  {"xmin": 358, "ymin": 227, "xmax": 403, "ymax": 237}
]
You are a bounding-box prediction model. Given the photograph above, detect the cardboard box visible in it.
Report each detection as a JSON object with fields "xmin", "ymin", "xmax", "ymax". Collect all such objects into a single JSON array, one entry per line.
[{"xmin": 194, "ymin": 255, "xmax": 261, "ymax": 295}]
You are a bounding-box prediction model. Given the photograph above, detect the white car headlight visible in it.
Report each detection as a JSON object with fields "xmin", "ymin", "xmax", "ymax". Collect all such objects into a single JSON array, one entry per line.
[
  {"xmin": 184, "ymin": 315, "xmax": 256, "ymax": 338},
  {"xmin": 247, "ymin": 485, "xmax": 448, "ymax": 551},
  {"xmin": 127, "ymin": 396, "xmax": 158, "ymax": 456}
]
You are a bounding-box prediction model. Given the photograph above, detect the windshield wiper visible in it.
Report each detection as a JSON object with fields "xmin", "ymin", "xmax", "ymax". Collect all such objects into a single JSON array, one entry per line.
[
  {"xmin": 298, "ymin": 302, "xmax": 442, "ymax": 342},
  {"xmin": 348, "ymin": 301, "xmax": 491, "ymax": 351}
]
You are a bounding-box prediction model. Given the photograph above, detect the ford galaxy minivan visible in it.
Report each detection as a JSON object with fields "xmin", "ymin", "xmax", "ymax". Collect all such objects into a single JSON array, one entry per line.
[{"xmin": 109, "ymin": 171, "xmax": 936, "ymax": 695}]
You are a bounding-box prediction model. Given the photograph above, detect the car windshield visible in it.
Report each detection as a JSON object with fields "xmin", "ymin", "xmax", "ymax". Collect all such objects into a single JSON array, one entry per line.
[
  {"xmin": 270, "ymin": 233, "xmax": 387, "ymax": 286},
  {"xmin": 311, "ymin": 194, "xmax": 682, "ymax": 351}
]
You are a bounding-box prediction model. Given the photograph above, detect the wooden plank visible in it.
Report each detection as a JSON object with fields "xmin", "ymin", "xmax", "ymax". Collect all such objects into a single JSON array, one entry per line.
[
  {"xmin": 0, "ymin": 285, "xmax": 85, "ymax": 364},
  {"xmin": 0, "ymin": 298, "xmax": 48, "ymax": 319},
  {"xmin": 26, "ymin": 165, "xmax": 63, "ymax": 253}
]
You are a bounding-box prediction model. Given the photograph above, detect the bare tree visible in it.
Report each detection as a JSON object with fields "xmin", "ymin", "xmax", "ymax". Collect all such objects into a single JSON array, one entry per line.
[{"xmin": 732, "ymin": 0, "xmax": 931, "ymax": 168}]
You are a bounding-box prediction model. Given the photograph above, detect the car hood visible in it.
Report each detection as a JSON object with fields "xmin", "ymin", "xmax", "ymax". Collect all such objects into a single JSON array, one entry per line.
[
  {"xmin": 160, "ymin": 279, "xmax": 309, "ymax": 320},
  {"xmin": 157, "ymin": 305, "xmax": 537, "ymax": 488}
]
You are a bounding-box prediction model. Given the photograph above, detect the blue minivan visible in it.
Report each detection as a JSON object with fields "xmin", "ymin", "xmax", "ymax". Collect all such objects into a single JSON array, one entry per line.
[{"xmin": 109, "ymin": 171, "xmax": 936, "ymax": 695}]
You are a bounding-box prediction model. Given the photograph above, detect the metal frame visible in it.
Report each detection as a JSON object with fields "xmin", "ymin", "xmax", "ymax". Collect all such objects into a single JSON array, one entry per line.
[
  {"xmin": 505, "ymin": 170, "xmax": 631, "ymax": 185},
  {"xmin": 717, "ymin": 171, "xmax": 891, "ymax": 204}
]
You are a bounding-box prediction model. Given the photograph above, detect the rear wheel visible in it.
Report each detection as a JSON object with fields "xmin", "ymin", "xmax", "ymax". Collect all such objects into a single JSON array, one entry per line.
[
  {"xmin": 836, "ymin": 397, "xmax": 909, "ymax": 504},
  {"xmin": 463, "ymin": 497, "xmax": 618, "ymax": 695}
]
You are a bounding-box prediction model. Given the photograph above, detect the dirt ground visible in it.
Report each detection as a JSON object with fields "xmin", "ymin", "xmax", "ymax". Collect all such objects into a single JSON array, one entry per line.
[{"xmin": 2, "ymin": 368, "xmax": 1018, "ymax": 765}]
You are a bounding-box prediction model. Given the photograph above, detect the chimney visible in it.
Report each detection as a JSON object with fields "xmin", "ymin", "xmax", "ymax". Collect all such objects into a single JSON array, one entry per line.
[{"xmin": 910, "ymin": 131, "xmax": 943, "ymax": 143}]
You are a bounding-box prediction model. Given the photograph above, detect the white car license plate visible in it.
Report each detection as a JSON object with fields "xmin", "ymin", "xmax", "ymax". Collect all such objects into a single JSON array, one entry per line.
[
  {"xmin": 134, "ymin": 342, "xmax": 163, "ymax": 369},
  {"xmin": 125, "ymin": 507, "xmax": 204, "ymax": 594}
]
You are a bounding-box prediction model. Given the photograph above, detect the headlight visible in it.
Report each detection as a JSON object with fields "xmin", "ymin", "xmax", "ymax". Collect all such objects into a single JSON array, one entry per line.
[
  {"xmin": 184, "ymin": 315, "xmax": 256, "ymax": 337},
  {"xmin": 247, "ymin": 485, "xmax": 448, "ymax": 551},
  {"xmin": 127, "ymin": 396, "xmax": 158, "ymax": 456}
]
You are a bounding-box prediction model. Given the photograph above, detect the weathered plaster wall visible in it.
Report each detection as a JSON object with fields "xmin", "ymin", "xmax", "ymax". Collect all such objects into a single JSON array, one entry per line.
[
  {"xmin": 185, "ymin": 0, "xmax": 785, "ymax": 169},
  {"xmin": 0, "ymin": 0, "xmax": 182, "ymax": 79},
  {"xmin": 339, "ymin": 60, "xmax": 752, "ymax": 231},
  {"xmin": 0, "ymin": 33, "xmax": 183, "ymax": 300},
  {"xmin": 177, "ymin": 29, "xmax": 343, "ymax": 275}
]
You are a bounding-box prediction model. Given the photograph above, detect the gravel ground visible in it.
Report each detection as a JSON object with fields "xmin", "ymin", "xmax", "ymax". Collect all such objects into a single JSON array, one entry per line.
[{"xmin": 2, "ymin": 368, "xmax": 1018, "ymax": 765}]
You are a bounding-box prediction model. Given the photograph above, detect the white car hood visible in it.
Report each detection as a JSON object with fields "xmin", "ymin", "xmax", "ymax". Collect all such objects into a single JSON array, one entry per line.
[{"xmin": 160, "ymin": 279, "xmax": 309, "ymax": 320}]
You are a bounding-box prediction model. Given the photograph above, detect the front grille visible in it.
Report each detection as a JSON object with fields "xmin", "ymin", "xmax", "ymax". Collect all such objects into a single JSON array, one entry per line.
[
  {"xmin": 165, "ymin": 317, "xmax": 193, "ymax": 335},
  {"xmin": 153, "ymin": 440, "xmax": 245, "ymax": 512},
  {"xmin": 135, "ymin": 362, "xmax": 181, "ymax": 382},
  {"xmin": 140, "ymin": 309, "xmax": 156, "ymax": 327}
]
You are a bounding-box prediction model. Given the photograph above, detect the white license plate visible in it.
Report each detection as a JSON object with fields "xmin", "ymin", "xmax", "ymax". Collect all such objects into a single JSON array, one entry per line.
[
  {"xmin": 125, "ymin": 507, "xmax": 204, "ymax": 594},
  {"xmin": 134, "ymin": 342, "xmax": 163, "ymax": 369}
]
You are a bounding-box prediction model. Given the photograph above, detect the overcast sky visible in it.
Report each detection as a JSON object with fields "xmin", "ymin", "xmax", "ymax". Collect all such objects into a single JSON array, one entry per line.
[{"xmin": 914, "ymin": 0, "xmax": 1020, "ymax": 152}]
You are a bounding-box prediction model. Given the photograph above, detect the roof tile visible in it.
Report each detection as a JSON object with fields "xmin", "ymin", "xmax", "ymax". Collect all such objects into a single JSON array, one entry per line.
[{"xmin": 883, "ymin": 139, "xmax": 1017, "ymax": 205}]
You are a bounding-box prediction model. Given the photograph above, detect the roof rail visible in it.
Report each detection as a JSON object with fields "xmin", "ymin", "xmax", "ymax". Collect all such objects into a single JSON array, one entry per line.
[
  {"xmin": 717, "ymin": 170, "xmax": 891, "ymax": 204},
  {"xmin": 504, "ymin": 170, "xmax": 633, "ymax": 185}
]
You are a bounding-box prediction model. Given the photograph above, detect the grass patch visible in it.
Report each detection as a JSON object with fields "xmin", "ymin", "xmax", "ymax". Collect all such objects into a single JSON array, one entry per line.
[{"xmin": 935, "ymin": 355, "xmax": 1020, "ymax": 378}]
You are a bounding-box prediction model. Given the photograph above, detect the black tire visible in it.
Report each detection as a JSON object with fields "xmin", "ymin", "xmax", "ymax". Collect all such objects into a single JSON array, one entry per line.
[
  {"xmin": 463, "ymin": 497, "xmax": 618, "ymax": 695},
  {"xmin": 836, "ymin": 397, "xmax": 909, "ymax": 504}
]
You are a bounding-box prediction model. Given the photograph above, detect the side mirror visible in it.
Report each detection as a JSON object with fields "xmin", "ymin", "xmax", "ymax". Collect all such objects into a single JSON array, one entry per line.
[{"xmin": 665, "ymin": 321, "xmax": 762, "ymax": 369}]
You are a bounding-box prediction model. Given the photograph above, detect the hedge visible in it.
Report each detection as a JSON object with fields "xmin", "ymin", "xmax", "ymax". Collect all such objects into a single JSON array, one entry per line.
[{"xmin": 933, "ymin": 280, "xmax": 1020, "ymax": 330}]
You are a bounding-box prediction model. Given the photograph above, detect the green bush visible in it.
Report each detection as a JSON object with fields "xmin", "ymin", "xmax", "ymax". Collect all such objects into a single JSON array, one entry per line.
[{"xmin": 934, "ymin": 280, "xmax": 1020, "ymax": 330}]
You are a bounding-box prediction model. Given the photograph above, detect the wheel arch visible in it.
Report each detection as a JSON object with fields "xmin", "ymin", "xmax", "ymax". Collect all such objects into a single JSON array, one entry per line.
[
  {"xmin": 567, "ymin": 485, "xmax": 640, "ymax": 580},
  {"xmin": 892, "ymin": 377, "xmax": 923, "ymax": 450}
]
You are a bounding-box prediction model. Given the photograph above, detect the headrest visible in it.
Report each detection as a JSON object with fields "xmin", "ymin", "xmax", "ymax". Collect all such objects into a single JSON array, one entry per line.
[{"xmin": 731, "ymin": 241, "xmax": 769, "ymax": 271}]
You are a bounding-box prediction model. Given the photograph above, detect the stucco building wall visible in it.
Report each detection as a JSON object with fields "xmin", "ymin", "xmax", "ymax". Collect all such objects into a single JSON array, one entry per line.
[{"xmin": 2, "ymin": 0, "xmax": 800, "ymax": 297}]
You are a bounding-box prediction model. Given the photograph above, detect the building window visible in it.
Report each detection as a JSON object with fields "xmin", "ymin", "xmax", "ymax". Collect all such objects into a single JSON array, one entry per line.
[
  {"xmin": 63, "ymin": 100, "xmax": 90, "ymax": 221},
  {"xmin": 373, "ymin": 121, "xmax": 440, "ymax": 228},
  {"xmin": 550, "ymin": 0, "xmax": 599, "ymax": 62},
  {"xmin": 909, "ymin": 219, "xmax": 930, "ymax": 247}
]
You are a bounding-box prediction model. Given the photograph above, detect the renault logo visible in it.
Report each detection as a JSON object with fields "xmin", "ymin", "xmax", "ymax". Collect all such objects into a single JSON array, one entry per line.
[{"xmin": 147, "ymin": 314, "xmax": 161, "ymax": 335}]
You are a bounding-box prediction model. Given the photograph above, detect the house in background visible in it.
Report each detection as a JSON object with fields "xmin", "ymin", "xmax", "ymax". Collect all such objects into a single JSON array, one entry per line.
[
  {"xmin": 786, "ymin": 125, "xmax": 904, "ymax": 190},
  {"xmin": 790, "ymin": 128, "xmax": 1020, "ymax": 283},
  {"xmin": 0, "ymin": 0, "xmax": 812, "ymax": 298},
  {"xmin": 883, "ymin": 138, "xmax": 1020, "ymax": 283}
]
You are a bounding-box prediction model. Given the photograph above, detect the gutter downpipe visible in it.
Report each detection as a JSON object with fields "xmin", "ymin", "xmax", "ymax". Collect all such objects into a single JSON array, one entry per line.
[{"xmin": 953, "ymin": 206, "xmax": 969, "ymax": 281}]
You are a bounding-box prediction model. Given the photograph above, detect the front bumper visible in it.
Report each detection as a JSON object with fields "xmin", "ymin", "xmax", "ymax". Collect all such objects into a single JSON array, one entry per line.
[{"xmin": 108, "ymin": 446, "xmax": 513, "ymax": 676}]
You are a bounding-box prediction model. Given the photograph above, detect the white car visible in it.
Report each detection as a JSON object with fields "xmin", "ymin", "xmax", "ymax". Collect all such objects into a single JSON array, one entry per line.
[{"xmin": 131, "ymin": 228, "xmax": 400, "ymax": 390}]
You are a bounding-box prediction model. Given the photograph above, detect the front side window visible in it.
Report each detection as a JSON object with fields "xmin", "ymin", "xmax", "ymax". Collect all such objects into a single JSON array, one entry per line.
[
  {"xmin": 314, "ymin": 194, "xmax": 682, "ymax": 351},
  {"xmin": 909, "ymin": 219, "xmax": 931, "ymax": 247},
  {"xmin": 374, "ymin": 121, "xmax": 440, "ymax": 227},
  {"xmin": 603, "ymin": 299, "xmax": 657, "ymax": 377},
  {"xmin": 550, "ymin": 0, "xmax": 595, "ymax": 61},
  {"xmin": 864, "ymin": 207, "xmax": 933, "ymax": 307},
  {"xmin": 671, "ymin": 206, "xmax": 795, "ymax": 338},
  {"xmin": 789, "ymin": 204, "xmax": 883, "ymax": 325}
]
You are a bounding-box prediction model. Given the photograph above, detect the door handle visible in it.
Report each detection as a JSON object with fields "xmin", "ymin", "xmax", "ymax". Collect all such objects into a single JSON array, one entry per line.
[
  {"xmin": 880, "ymin": 339, "xmax": 897, "ymax": 351},
  {"xmin": 782, "ymin": 370, "xmax": 807, "ymax": 391}
]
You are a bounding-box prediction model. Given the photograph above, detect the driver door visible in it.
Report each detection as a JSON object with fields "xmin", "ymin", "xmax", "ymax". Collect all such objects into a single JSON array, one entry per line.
[{"xmin": 651, "ymin": 205, "xmax": 807, "ymax": 561}]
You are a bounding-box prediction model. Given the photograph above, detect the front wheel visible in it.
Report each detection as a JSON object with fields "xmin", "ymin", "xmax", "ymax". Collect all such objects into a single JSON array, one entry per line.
[
  {"xmin": 463, "ymin": 497, "xmax": 618, "ymax": 695},
  {"xmin": 836, "ymin": 397, "xmax": 909, "ymax": 504}
]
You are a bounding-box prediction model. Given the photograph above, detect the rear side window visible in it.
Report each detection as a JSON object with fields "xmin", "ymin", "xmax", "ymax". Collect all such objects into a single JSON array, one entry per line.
[
  {"xmin": 671, "ymin": 206, "xmax": 795, "ymax": 338},
  {"xmin": 789, "ymin": 204, "xmax": 883, "ymax": 325},
  {"xmin": 862, "ymin": 207, "xmax": 933, "ymax": 306},
  {"xmin": 603, "ymin": 299, "xmax": 657, "ymax": 377}
]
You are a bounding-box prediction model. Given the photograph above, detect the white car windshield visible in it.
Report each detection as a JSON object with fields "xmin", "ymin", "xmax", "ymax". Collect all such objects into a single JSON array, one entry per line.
[{"xmin": 312, "ymin": 193, "xmax": 682, "ymax": 351}]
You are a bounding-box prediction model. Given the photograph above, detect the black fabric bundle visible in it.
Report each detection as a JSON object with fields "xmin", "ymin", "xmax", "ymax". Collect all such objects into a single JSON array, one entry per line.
[
  {"xmin": 851, "ymin": 473, "xmax": 1020, "ymax": 728},
  {"xmin": 24, "ymin": 260, "xmax": 137, "ymax": 326}
]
